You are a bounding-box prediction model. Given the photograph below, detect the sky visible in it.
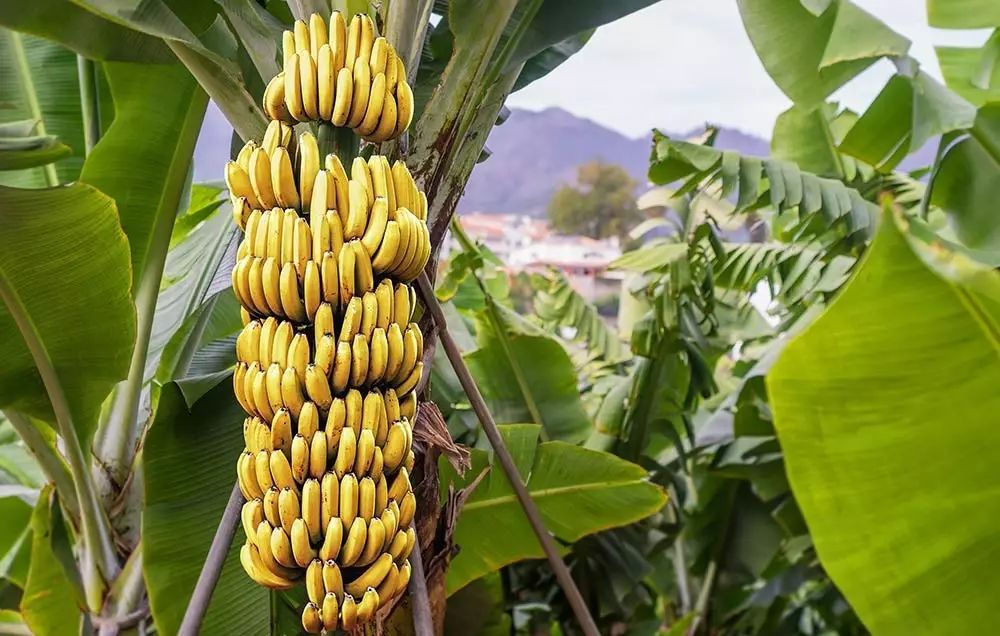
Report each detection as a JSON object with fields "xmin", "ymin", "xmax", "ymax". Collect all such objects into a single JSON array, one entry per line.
[{"xmin": 507, "ymin": 0, "xmax": 991, "ymax": 139}]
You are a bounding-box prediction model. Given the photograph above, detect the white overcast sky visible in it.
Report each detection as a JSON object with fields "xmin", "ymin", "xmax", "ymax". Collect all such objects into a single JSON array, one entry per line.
[{"xmin": 507, "ymin": 0, "xmax": 991, "ymax": 138}]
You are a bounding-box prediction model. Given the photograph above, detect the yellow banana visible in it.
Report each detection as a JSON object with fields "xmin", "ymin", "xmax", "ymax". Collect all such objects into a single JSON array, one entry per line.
[
  {"xmin": 386, "ymin": 528, "xmax": 408, "ymax": 563},
  {"xmin": 391, "ymin": 326, "xmax": 418, "ymax": 385},
  {"xmin": 319, "ymin": 517, "xmax": 344, "ymax": 562},
  {"xmin": 391, "ymin": 161, "xmax": 413, "ymax": 212},
  {"xmin": 270, "ymin": 320, "xmax": 292, "ymax": 367},
  {"xmin": 299, "ymin": 401, "xmax": 320, "ymax": 441},
  {"xmin": 256, "ymin": 521, "xmax": 298, "ymax": 581},
  {"xmin": 265, "ymin": 363, "xmax": 284, "ymax": 416},
  {"xmin": 263, "ymin": 486, "xmax": 281, "ymax": 528},
  {"xmin": 368, "ymin": 327, "xmax": 388, "ymax": 385},
  {"xmin": 398, "ymin": 492, "xmax": 416, "ymax": 528},
  {"xmin": 340, "ymin": 593, "xmax": 358, "ymax": 631},
  {"xmin": 375, "ymin": 563, "xmax": 400, "ymax": 603},
  {"xmin": 305, "ymin": 364, "xmax": 333, "ymax": 410},
  {"xmin": 232, "ymin": 196, "xmax": 252, "ymax": 229},
  {"xmin": 372, "ymin": 220, "xmax": 402, "ymax": 274},
  {"xmin": 337, "ymin": 240, "xmax": 357, "ymax": 307},
  {"xmin": 314, "ymin": 302, "xmax": 335, "ymax": 341},
  {"xmin": 314, "ymin": 334, "xmax": 335, "ymax": 376},
  {"xmin": 289, "ymin": 334, "xmax": 310, "ymax": 383},
  {"xmin": 325, "ymin": 210, "xmax": 345, "ymax": 258},
  {"xmin": 250, "ymin": 148, "xmax": 278, "ymax": 210},
  {"xmin": 279, "ymin": 262, "xmax": 307, "ymax": 322},
  {"xmin": 241, "ymin": 499, "xmax": 264, "ymax": 542},
  {"xmin": 358, "ymin": 476, "xmax": 376, "ymax": 523},
  {"xmin": 383, "ymin": 421, "xmax": 409, "ymax": 473},
  {"xmin": 262, "ymin": 73, "xmax": 292, "ymax": 123},
  {"xmin": 366, "ymin": 89, "xmax": 397, "ymax": 144},
  {"xmin": 242, "ymin": 542, "xmax": 297, "ymax": 589},
  {"xmin": 303, "ymin": 260, "xmax": 321, "ymax": 321},
  {"xmin": 347, "ymin": 58, "xmax": 371, "ymax": 128},
  {"xmin": 278, "ymin": 486, "xmax": 300, "ymax": 535},
  {"xmin": 302, "ymin": 477, "xmax": 323, "ymax": 543},
  {"xmin": 235, "ymin": 320, "xmax": 259, "ymax": 363},
  {"xmin": 258, "ymin": 257, "xmax": 282, "ymax": 316},
  {"xmin": 331, "ymin": 340, "xmax": 352, "ymax": 395},
  {"xmin": 339, "ymin": 296, "xmax": 362, "ymax": 343},
  {"xmin": 397, "ymin": 361, "xmax": 423, "ymax": 398},
  {"xmin": 359, "ymin": 292, "xmax": 378, "ymax": 339},
  {"xmin": 280, "ymin": 367, "xmax": 305, "ymax": 420},
  {"xmin": 308, "ymin": 430, "xmax": 327, "ymax": 480},
  {"xmin": 374, "ymin": 280, "xmax": 394, "ymax": 329},
  {"xmin": 270, "ymin": 147, "xmax": 299, "ymax": 209},
  {"xmin": 346, "ymin": 553, "xmax": 394, "ymax": 597},
  {"xmin": 355, "ymin": 428, "xmax": 376, "ymax": 477},
  {"xmin": 356, "ymin": 587, "xmax": 380, "ymax": 623},
  {"xmin": 356, "ymin": 14, "xmax": 374, "ymax": 69},
  {"xmin": 384, "ymin": 387, "xmax": 401, "ymax": 424},
  {"xmin": 395, "ymin": 559, "xmax": 412, "ymax": 598},
  {"xmin": 344, "ymin": 180, "xmax": 369, "ymax": 239},
  {"xmin": 306, "ymin": 558, "xmax": 325, "ymax": 605},
  {"xmin": 298, "ymin": 131, "xmax": 320, "ymax": 207},
  {"xmin": 339, "ymin": 516, "xmax": 367, "ymax": 567},
  {"xmin": 400, "ymin": 391, "xmax": 417, "ymax": 421},
  {"xmin": 301, "ymin": 602, "xmax": 322, "ymax": 634},
  {"xmin": 309, "ymin": 170, "xmax": 330, "ymax": 256},
  {"xmin": 308, "ymin": 12, "xmax": 327, "ymax": 59},
  {"xmin": 393, "ymin": 278, "xmax": 412, "ymax": 325},
  {"xmin": 247, "ymin": 257, "xmax": 272, "ymax": 318},
  {"xmin": 384, "ymin": 319, "xmax": 405, "ymax": 392},
  {"xmin": 380, "ymin": 500, "xmax": 398, "ymax": 540},
  {"xmin": 321, "ymin": 593, "xmax": 339, "ymax": 632},
  {"xmin": 326, "ymin": 398, "xmax": 346, "ymax": 450},
  {"xmin": 280, "ymin": 208, "xmax": 297, "ymax": 265},
  {"xmin": 322, "ymin": 559, "xmax": 344, "ymax": 598},
  {"xmin": 320, "ymin": 250, "xmax": 339, "ymax": 307},
  {"xmin": 291, "ymin": 434, "xmax": 309, "ymax": 484},
  {"xmin": 345, "ymin": 389, "xmax": 364, "ymax": 435},
  {"xmin": 379, "ymin": 156, "xmax": 397, "ymax": 213},
  {"xmin": 361, "ymin": 196, "xmax": 390, "ymax": 261},
  {"xmin": 385, "ymin": 45, "xmax": 399, "ymax": 91},
  {"xmin": 375, "ymin": 475, "xmax": 389, "ymax": 517},
  {"xmin": 270, "ymin": 526, "xmax": 297, "ymax": 568},
  {"xmin": 388, "ymin": 467, "xmax": 410, "ymax": 503},
  {"xmin": 328, "ymin": 11, "xmax": 347, "ymax": 71},
  {"xmin": 395, "ymin": 80, "xmax": 415, "ymax": 138},
  {"xmin": 339, "ymin": 473, "xmax": 359, "ymax": 529},
  {"xmin": 294, "ymin": 217, "xmax": 311, "ymax": 271},
  {"xmin": 351, "ymin": 156, "xmax": 374, "ymax": 205},
  {"xmin": 350, "ymin": 333, "xmax": 369, "ymax": 388},
  {"xmin": 356, "ymin": 72, "xmax": 386, "ymax": 137},
  {"xmin": 225, "ymin": 161, "xmax": 261, "ymax": 209},
  {"xmin": 234, "ymin": 364, "xmax": 252, "ymax": 414},
  {"xmin": 331, "ymin": 66, "xmax": 353, "ymax": 126},
  {"xmin": 369, "ymin": 37, "xmax": 388, "ymax": 76},
  {"xmin": 242, "ymin": 362, "xmax": 260, "ymax": 418},
  {"xmin": 326, "ymin": 154, "xmax": 351, "ymax": 220},
  {"xmin": 291, "ymin": 517, "xmax": 317, "ymax": 568},
  {"xmin": 255, "ymin": 450, "xmax": 275, "ymax": 492},
  {"xmin": 354, "ymin": 240, "xmax": 375, "ymax": 294},
  {"xmin": 321, "ymin": 473, "xmax": 340, "ymax": 532},
  {"xmin": 334, "ymin": 426, "xmax": 357, "ymax": 478},
  {"xmin": 270, "ymin": 409, "xmax": 293, "ymax": 457},
  {"xmin": 344, "ymin": 13, "xmax": 361, "ymax": 70},
  {"xmin": 269, "ymin": 448, "xmax": 298, "ymax": 491},
  {"xmin": 370, "ymin": 445, "xmax": 385, "ymax": 481},
  {"xmin": 293, "ymin": 19, "xmax": 309, "ymax": 52},
  {"xmin": 360, "ymin": 390, "xmax": 382, "ymax": 434},
  {"xmin": 252, "ymin": 366, "xmax": 274, "ymax": 421}
]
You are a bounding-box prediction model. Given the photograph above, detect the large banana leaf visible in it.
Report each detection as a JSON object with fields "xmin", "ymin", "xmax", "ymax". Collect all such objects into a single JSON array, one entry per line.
[
  {"xmin": 80, "ymin": 62, "xmax": 208, "ymax": 285},
  {"xmin": 767, "ymin": 212, "xmax": 1000, "ymax": 634},
  {"xmin": 0, "ymin": 183, "xmax": 134, "ymax": 443},
  {"xmin": 465, "ymin": 301, "xmax": 593, "ymax": 442},
  {"xmin": 0, "ymin": 31, "xmax": 84, "ymax": 187},
  {"xmin": 0, "ymin": 0, "xmax": 171, "ymax": 62},
  {"xmin": 736, "ymin": 0, "xmax": 909, "ymax": 106},
  {"xmin": 441, "ymin": 424, "xmax": 667, "ymax": 594},
  {"xmin": 143, "ymin": 380, "xmax": 267, "ymax": 635},
  {"xmin": 20, "ymin": 487, "xmax": 82, "ymax": 635},
  {"xmin": 927, "ymin": 0, "xmax": 1000, "ymax": 28}
]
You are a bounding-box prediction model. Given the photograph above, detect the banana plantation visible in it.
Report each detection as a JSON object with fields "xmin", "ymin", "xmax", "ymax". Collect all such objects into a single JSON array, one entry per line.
[{"xmin": 0, "ymin": 0, "xmax": 997, "ymax": 634}]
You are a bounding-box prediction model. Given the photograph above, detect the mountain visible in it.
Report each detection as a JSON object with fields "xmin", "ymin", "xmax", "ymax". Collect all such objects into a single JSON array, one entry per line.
[{"xmin": 458, "ymin": 107, "xmax": 770, "ymax": 216}]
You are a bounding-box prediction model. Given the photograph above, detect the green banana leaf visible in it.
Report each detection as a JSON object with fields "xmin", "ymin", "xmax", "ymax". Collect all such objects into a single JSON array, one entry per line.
[
  {"xmin": 20, "ymin": 487, "xmax": 82, "ymax": 635},
  {"xmin": 736, "ymin": 0, "xmax": 909, "ymax": 107},
  {"xmin": 143, "ymin": 380, "xmax": 267, "ymax": 636},
  {"xmin": 0, "ymin": 31, "xmax": 84, "ymax": 187},
  {"xmin": 927, "ymin": 0, "xmax": 1000, "ymax": 28},
  {"xmin": 0, "ymin": 0, "xmax": 171, "ymax": 62},
  {"xmin": 80, "ymin": 62, "xmax": 208, "ymax": 286},
  {"xmin": 0, "ymin": 183, "xmax": 134, "ymax": 444},
  {"xmin": 464, "ymin": 301, "xmax": 593, "ymax": 443},
  {"xmin": 0, "ymin": 120, "xmax": 72, "ymax": 172},
  {"xmin": 767, "ymin": 211, "xmax": 1000, "ymax": 634},
  {"xmin": 441, "ymin": 424, "xmax": 667, "ymax": 594}
]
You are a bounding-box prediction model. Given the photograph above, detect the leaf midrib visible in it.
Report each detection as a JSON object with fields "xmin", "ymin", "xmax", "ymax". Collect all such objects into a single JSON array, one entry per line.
[{"xmin": 462, "ymin": 478, "xmax": 648, "ymax": 511}]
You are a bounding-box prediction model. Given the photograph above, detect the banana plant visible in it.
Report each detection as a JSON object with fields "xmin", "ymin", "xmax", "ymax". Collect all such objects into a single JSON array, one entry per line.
[{"xmin": 0, "ymin": 1, "xmax": 662, "ymax": 633}]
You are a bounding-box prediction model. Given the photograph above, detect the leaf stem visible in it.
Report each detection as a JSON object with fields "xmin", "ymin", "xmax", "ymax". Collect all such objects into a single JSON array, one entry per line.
[
  {"xmin": 407, "ymin": 535, "xmax": 434, "ymax": 636},
  {"xmin": 9, "ymin": 32, "xmax": 58, "ymax": 186},
  {"xmin": 3, "ymin": 410, "xmax": 80, "ymax": 522},
  {"xmin": 77, "ymin": 56, "xmax": 101, "ymax": 155},
  {"xmin": 0, "ymin": 275, "xmax": 119, "ymax": 609}
]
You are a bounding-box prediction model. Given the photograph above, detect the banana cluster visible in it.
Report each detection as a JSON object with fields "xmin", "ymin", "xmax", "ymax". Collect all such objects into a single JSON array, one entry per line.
[{"xmin": 262, "ymin": 12, "xmax": 414, "ymax": 143}]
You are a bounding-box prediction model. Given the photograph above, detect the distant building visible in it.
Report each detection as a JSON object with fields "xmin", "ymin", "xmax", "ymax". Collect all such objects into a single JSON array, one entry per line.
[{"xmin": 448, "ymin": 213, "xmax": 621, "ymax": 301}]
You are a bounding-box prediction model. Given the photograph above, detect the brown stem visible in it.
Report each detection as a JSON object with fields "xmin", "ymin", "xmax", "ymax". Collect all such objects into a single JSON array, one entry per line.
[
  {"xmin": 407, "ymin": 532, "xmax": 435, "ymax": 636},
  {"xmin": 415, "ymin": 273, "xmax": 600, "ymax": 636}
]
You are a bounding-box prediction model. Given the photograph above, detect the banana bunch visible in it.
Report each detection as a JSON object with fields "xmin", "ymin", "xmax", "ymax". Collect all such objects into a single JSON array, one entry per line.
[
  {"xmin": 262, "ymin": 12, "xmax": 414, "ymax": 143},
  {"xmin": 229, "ymin": 9, "xmax": 428, "ymax": 631}
]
